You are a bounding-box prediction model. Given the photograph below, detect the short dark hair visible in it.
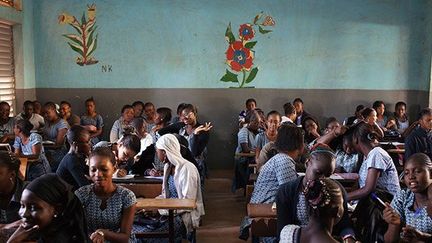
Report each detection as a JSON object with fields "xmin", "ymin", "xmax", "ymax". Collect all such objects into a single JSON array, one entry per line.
[
  {"xmin": 267, "ymin": 110, "xmax": 281, "ymax": 120},
  {"xmin": 0, "ymin": 151, "xmax": 20, "ymax": 173},
  {"xmin": 90, "ymin": 147, "xmax": 116, "ymax": 165},
  {"xmin": 283, "ymin": 103, "xmax": 296, "ymax": 116},
  {"xmin": 361, "ymin": 107, "xmax": 375, "ymax": 118},
  {"xmin": 293, "ymin": 98, "xmax": 303, "ymax": 104},
  {"xmin": 244, "ymin": 110, "xmax": 259, "ymax": 124},
  {"xmin": 43, "ymin": 101, "xmax": 57, "ymax": 111},
  {"xmin": 325, "ymin": 117, "xmax": 338, "ymax": 128},
  {"xmin": 275, "ymin": 124, "xmax": 304, "ymax": 152},
  {"xmin": 66, "ymin": 125, "xmax": 89, "ymax": 145},
  {"xmin": 60, "ymin": 101, "xmax": 71, "ymax": 107},
  {"xmin": 132, "ymin": 101, "xmax": 144, "ymax": 107},
  {"xmin": 85, "ymin": 97, "xmax": 95, "ymax": 104},
  {"xmin": 395, "ymin": 101, "xmax": 406, "ymax": 109},
  {"xmin": 157, "ymin": 107, "xmax": 172, "ymax": 124},
  {"xmin": 418, "ymin": 108, "xmax": 432, "ymax": 120},
  {"xmin": 176, "ymin": 103, "xmax": 188, "ymax": 114},
  {"xmin": 15, "ymin": 119, "xmax": 33, "ymax": 137},
  {"xmin": 118, "ymin": 133, "xmax": 141, "ymax": 155},
  {"xmin": 245, "ymin": 98, "xmax": 256, "ymax": 106},
  {"xmin": 352, "ymin": 122, "xmax": 380, "ymax": 145},
  {"xmin": 121, "ymin": 104, "xmax": 134, "ymax": 114},
  {"xmin": 372, "ymin": 100, "xmax": 385, "ymax": 110},
  {"xmin": 182, "ymin": 104, "xmax": 197, "ymax": 114},
  {"xmin": 0, "ymin": 101, "xmax": 10, "ymax": 107},
  {"xmin": 355, "ymin": 105, "xmax": 365, "ymax": 113},
  {"xmin": 144, "ymin": 102, "xmax": 154, "ymax": 109},
  {"xmin": 406, "ymin": 153, "xmax": 432, "ymax": 173},
  {"xmin": 23, "ymin": 100, "xmax": 33, "ymax": 108}
]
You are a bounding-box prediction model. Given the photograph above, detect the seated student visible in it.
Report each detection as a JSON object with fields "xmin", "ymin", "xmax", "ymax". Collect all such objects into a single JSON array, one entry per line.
[
  {"xmin": 32, "ymin": 100, "xmax": 42, "ymax": 115},
  {"xmin": 281, "ymin": 102, "xmax": 296, "ymax": 125},
  {"xmin": 0, "ymin": 102, "xmax": 15, "ymax": 144},
  {"xmin": 143, "ymin": 102, "xmax": 157, "ymax": 133},
  {"xmin": 385, "ymin": 116, "xmax": 398, "ymax": 131},
  {"xmin": 255, "ymin": 111, "xmax": 281, "ymax": 161},
  {"xmin": 80, "ymin": 97, "xmax": 104, "ymax": 145},
  {"xmin": 361, "ymin": 107, "xmax": 385, "ymax": 138},
  {"xmin": 15, "ymin": 100, "xmax": 44, "ymax": 132},
  {"xmin": 131, "ymin": 117, "xmax": 153, "ymax": 156},
  {"xmin": 8, "ymin": 174, "xmax": 89, "ymax": 242},
  {"xmin": 405, "ymin": 108, "xmax": 432, "ymax": 160},
  {"xmin": 347, "ymin": 122, "xmax": 400, "ymax": 201},
  {"xmin": 344, "ymin": 105, "xmax": 364, "ymax": 126},
  {"xmin": 60, "ymin": 101, "xmax": 80, "ymax": 127},
  {"xmin": 384, "ymin": 153, "xmax": 432, "ymax": 243},
  {"xmin": 276, "ymin": 145, "xmax": 356, "ymax": 242},
  {"xmin": 293, "ymin": 98, "xmax": 312, "ymax": 126},
  {"xmin": 171, "ymin": 103, "xmax": 187, "ymax": 124},
  {"xmin": 255, "ymin": 141, "xmax": 278, "ymax": 172},
  {"xmin": 232, "ymin": 110, "xmax": 261, "ymax": 192},
  {"xmin": 279, "ymin": 178, "xmax": 344, "ymax": 243},
  {"xmin": 13, "ymin": 119, "xmax": 51, "ymax": 180},
  {"xmin": 42, "ymin": 102, "xmax": 69, "ymax": 172},
  {"xmin": 94, "ymin": 133, "xmax": 141, "ymax": 176},
  {"xmin": 110, "ymin": 104, "xmax": 135, "ymax": 143},
  {"xmin": 373, "ymin": 100, "xmax": 388, "ymax": 129},
  {"xmin": 75, "ymin": 147, "xmax": 136, "ymax": 243},
  {"xmin": 56, "ymin": 125, "xmax": 91, "ymax": 191},
  {"xmin": 132, "ymin": 100, "xmax": 145, "ymax": 118},
  {"xmin": 394, "ymin": 101, "xmax": 409, "ymax": 134},
  {"xmin": 239, "ymin": 98, "xmax": 257, "ymax": 128},
  {"xmin": 301, "ymin": 116, "xmax": 321, "ymax": 144},
  {"xmin": 250, "ymin": 124, "xmax": 304, "ymax": 204},
  {"xmin": 0, "ymin": 152, "xmax": 24, "ymax": 233},
  {"xmin": 133, "ymin": 134, "xmax": 204, "ymax": 242},
  {"xmin": 150, "ymin": 107, "xmax": 172, "ymax": 142}
]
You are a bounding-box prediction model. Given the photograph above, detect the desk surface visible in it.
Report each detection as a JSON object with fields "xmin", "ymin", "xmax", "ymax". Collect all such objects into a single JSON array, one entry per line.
[
  {"xmin": 297, "ymin": 172, "xmax": 359, "ymax": 181},
  {"xmin": 113, "ymin": 176, "xmax": 163, "ymax": 184},
  {"xmin": 386, "ymin": 148, "xmax": 405, "ymax": 154},
  {"xmin": 136, "ymin": 198, "xmax": 196, "ymax": 210},
  {"xmin": 247, "ymin": 203, "xmax": 276, "ymax": 218}
]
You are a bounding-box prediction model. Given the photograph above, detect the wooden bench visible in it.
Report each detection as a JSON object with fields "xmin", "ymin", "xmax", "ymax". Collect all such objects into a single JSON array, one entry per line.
[
  {"xmin": 247, "ymin": 203, "xmax": 277, "ymax": 238},
  {"xmin": 117, "ymin": 183, "xmax": 162, "ymax": 198}
]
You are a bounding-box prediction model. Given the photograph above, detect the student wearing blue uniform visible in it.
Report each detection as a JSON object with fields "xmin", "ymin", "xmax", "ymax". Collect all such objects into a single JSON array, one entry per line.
[{"xmin": 80, "ymin": 97, "xmax": 104, "ymax": 145}]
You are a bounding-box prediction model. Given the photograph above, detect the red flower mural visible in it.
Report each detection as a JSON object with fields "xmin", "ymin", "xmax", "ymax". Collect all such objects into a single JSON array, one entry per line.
[
  {"xmin": 220, "ymin": 12, "xmax": 275, "ymax": 88},
  {"xmin": 226, "ymin": 41, "xmax": 254, "ymax": 72},
  {"xmin": 239, "ymin": 24, "xmax": 255, "ymax": 41}
]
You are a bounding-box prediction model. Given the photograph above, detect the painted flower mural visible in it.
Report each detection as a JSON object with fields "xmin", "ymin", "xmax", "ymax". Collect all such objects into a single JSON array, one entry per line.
[
  {"xmin": 58, "ymin": 4, "xmax": 98, "ymax": 66},
  {"xmin": 220, "ymin": 12, "xmax": 275, "ymax": 88}
]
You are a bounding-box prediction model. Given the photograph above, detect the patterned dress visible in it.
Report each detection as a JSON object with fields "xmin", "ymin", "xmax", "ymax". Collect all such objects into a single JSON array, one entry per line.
[
  {"xmin": 75, "ymin": 185, "xmax": 137, "ymax": 242},
  {"xmin": 132, "ymin": 175, "xmax": 184, "ymax": 243},
  {"xmin": 80, "ymin": 114, "xmax": 104, "ymax": 145},
  {"xmin": 279, "ymin": 225, "xmax": 301, "ymax": 243}
]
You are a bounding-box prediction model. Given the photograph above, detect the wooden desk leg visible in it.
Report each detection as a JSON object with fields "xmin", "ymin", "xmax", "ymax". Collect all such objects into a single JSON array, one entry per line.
[{"xmin": 169, "ymin": 209, "xmax": 174, "ymax": 243}]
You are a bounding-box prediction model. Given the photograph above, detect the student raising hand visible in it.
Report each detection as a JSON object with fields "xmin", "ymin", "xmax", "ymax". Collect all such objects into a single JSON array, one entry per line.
[{"xmin": 193, "ymin": 122, "xmax": 212, "ymax": 135}]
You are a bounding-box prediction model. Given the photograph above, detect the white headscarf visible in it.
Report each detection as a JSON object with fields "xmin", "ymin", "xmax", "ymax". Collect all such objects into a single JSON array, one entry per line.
[{"xmin": 155, "ymin": 134, "xmax": 205, "ymax": 232}]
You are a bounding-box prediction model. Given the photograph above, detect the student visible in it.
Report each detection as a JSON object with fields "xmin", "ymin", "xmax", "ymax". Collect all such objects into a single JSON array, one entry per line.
[
  {"xmin": 239, "ymin": 98, "xmax": 257, "ymax": 127},
  {"xmin": 347, "ymin": 122, "xmax": 400, "ymax": 201},
  {"xmin": 344, "ymin": 105, "xmax": 364, "ymax": 126},
  {"xmin": 279, "ymin": 178, "xmax": 344, "ymax": 243},
  {"xmin": 110, "ymin": 104, "xmax": 135, "ymax": 143},
  {"xmin": 15, "ymin": 100, "xmax": 45, "ymax": 132},
  {"xmin": 0, "ymin": 102, "xmax": 14, "ymax": 144},
  {"xmin": 143, "ymin": 102, "xmax": 157, "ymax": 133},
  {"xmin": 385, "ymin": 116, "xmax": 398, "ymax": 132},
  {"xmin": 56, "ymin": 125, "xmax": 91, "ymax": 190},
  {"xmin": 394, "ymin": 101, "xmax": 409, "ymax": 134},
  {"xmin": 0, "ymin": 152, "xmax": 23, "ymax": 229},
  {"xmin": 131, "ymin": 117, "xmax": 153, "ymax": 156},
  {"xmin": 293, "ymin": 98, "xmax": 311, "ymax": 126},
  {"xmin": 172, "ymin": 102, "xmax": 187, "ymax": 124},
  {"xmin": 42, "ymin": 102, "xmax": 69, "ymax": 172},
  {"xmin": 13, "ymin": 119, "xmax": 51, "ymax": 180},
  {"xmin": 8, "ymin": 174, "xmax": 89, "ymax": 242},
  {"xmin": 360, "ymin": 107, "xmax": 384, "ymax": 138},
  {"xmin": 133, "ymin": 134, "xmax": 204, "ymax": 242},
  {"xmin": 250, "ymin": 124, "xmax": 304, "ymax": 204},
  {"xmin": 80, "ymin": 97, "xmax": 104, "ymax": 145},
  {"xmin": 32, "ymin": 100, "xmax": 42, "ymax": 115},
  {"xmin": 384, "ymin": 153, "xmax": 432, "ymax": 242},
  {"xmin": 150, "ymin": 107, "xmax": 172, "ymax": 142},
  {"xmin": 373, "ymin": 100, "xmax": 388, "ymax": 129},
  {"xmin": 132, "ymin": 100, "xmax": 145, "ymax": 118},
  {"xmin": 276, "ymin": 145, "xmax": 356, "ymax": 242},
  {"xmin": 255, "ymin": 111, "xmax": 281, "ymax": 160},
  {"xmin": 281, "ymin": 102, "xmax": 296, "ymax": 124},
  {"xmin": 301, "ymin": 116, "xmax": 321, "ymax": 144},
  {"xmin": 60, "ymin": 101, "xmax": 80, "ymax": 127},
  {"xmin": 75, "ymin": 147, "xmax": 136, "ymax": 243},
  {"xmin": 404, "ymin": 108, "xmax": 432, "ymax": 160}
]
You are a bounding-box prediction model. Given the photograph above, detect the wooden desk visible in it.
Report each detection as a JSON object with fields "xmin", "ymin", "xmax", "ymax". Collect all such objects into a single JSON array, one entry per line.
[
  {"xmin": 387, "ymin": 148, "xmax": 405, "ymax": 154},
  {"xmin": 18, "ymin": 157, "xmax": 40, "ymax": 180},
  {"xmin": 247, "ymin": 203, "xmax": 276, "ymax": 218},
  {"xmin": 135, "ymin": 198, "xmax": 196, "ymax": 243},
  {"xmin": 114, "ymin": 177, "xmax": 163, "ymax": 198},
  {"xmin": 247, "ymin": 203, "xmax": 277, "ymax": 237},
  {"xmin": 113, "ymin": 176, "xmax": 163, "ymax": 184}
]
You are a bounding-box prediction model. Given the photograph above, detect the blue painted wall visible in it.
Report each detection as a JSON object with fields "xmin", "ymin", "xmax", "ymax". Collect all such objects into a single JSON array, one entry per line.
[{"xmin": 29, "ymin": 0, "xmax": 432, "ymax": 91}]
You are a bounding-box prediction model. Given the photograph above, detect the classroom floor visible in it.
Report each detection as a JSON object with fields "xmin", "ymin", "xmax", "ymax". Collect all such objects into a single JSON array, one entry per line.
[{"xmin": 196, "ymin": 170, "xmax": 246, "ymax": 243}]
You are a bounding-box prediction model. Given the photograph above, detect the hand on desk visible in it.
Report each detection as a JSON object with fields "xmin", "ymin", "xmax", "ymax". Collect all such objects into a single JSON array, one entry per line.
[
  {"xmin": 149, "ymin": 169, "xmax": 162, "ymax": 177},
  {"xmin": 116, "ymin": 169, "xmax": 128, "ymax": 177}
]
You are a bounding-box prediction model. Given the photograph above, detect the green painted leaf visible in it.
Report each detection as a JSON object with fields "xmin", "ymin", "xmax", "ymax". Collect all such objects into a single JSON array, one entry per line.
[
  {"xmin": 85, "ymin": 26, "xmax": 97, "ymax": 45},
  {"xmin": 220, "ymin": 69, "xmax": 238, "ymax": 83},
  {"xmin": 69, "ymin": 24, "xmax": 83, "ymax": 35},
  {"xmin": 258, "ymin": 26, "xmax": 272, "ymax": 34},
  {"xmin": 81, "ymin": 12, "xmax": 86, "ymax": 25},
  {"xmin": 87, "ymin": 36, "xmax": 97, "ymax": 57},
  {"xmin": 85, "ymin": 20, "xmax": 96, "ymax": 35},
  {"xmin": 225, "ymin": 22, "xmax": 235, "ymax": 44},
  {"xmin": 244, "ymin": 41, "xmax": 257, "ymax": 49},
  {"xmin": 63, "ymin": 34, "xmax": 83, "ymax": 45},
  {"xmin": 68, "ymin": 42, "xmax": 84, "ymax": 56},
  {"xmin": 253, "ymin": 12, "xmax": 263, "ymax": 25},
  {"xmin": 245, "ymin": 67, "xmax": 258, "ymax": 84}
]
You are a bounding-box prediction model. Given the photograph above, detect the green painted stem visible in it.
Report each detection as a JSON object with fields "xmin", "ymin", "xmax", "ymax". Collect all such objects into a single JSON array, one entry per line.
[{"xmin": 239, "ymin": 70, "xmax": 247, "ymax": 88}]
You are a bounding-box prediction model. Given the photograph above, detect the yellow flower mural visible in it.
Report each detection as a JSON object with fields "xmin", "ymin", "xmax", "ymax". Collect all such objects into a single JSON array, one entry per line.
[{"xmin": 58, "ymin": 4, "xmax": 98, "ymax": 66}]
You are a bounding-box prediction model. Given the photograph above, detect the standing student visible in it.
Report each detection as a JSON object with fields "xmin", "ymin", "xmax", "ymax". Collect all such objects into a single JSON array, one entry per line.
[
  {"xmin": 56, "ymin": 125, "xmax": 91, "ymax": 191},
  {"xmin": 0, "ymin": 102, "xmax": 15, "ymax": 144},
  {"xmin": 15, "ymin": 100, "xmax": 45, "ymax": 132},
  {"xmin": 110, "ymin": 105, "xmax": 135, "ymax": 143},
  {"xmin": 60, "ymin": 101, "xmax": 80, "ymax": 127},
  {"xmin": 80, "ymin": 97, "xmax": 104, "ymax": 145},
  {"xmin": 75, "ymin": 147, "xmax": 136, "ymax": 243},
  {"xmin": 384, "ymin": 153, "xmax": 432, "ymax": 242},
  {"xmin": 404, "ymin": 108, "xmax": 432, "ymax": 160}
]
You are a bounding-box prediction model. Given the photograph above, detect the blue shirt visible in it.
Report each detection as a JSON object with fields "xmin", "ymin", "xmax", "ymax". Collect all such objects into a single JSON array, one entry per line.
[
  {"xmin": 236, "ymin": 127, "xmax": 257, "ymax": 153},
  {"xmin": 80, "ymin": 114, "xmax": 104, "ymax": 144},
  {"xmin": 43, "ymin": 119, "xmax": 69, "ymax": 142}
]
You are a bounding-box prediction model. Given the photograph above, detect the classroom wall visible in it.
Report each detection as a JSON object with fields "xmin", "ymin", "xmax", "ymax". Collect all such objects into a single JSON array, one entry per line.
[{"xmin": 21, "ymin": 0, "xmax": 432, "ymax": 168}]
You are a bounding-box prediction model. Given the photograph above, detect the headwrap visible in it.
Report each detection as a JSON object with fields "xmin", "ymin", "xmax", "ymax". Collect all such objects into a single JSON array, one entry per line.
[
  {"xmin": 26, "ymin": 173, "xmax": 89, "ymax": 242},
  {"xmin": 155, "ymin": 134, "xmax": 205, "ymax": 233}
]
